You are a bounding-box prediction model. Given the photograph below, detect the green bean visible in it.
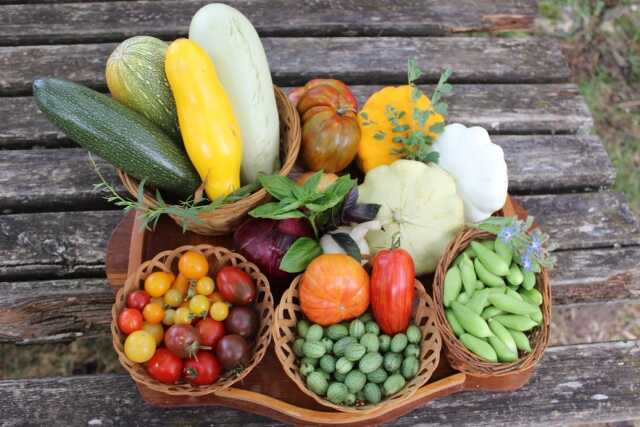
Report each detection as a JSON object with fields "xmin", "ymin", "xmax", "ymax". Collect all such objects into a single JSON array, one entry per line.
[
  {"xmin": 470, "ymin": 241, "xmax": 509, "ymax": 277},
  {"xmin": 530, "ymin": 306, "xmax": 543, "ymax": 324},
  {"xmin": 443, "ymin": 265, "xmax": 462, "ymax": 307},
  {"xmin": 488, "ymin": 293, "xmax": 538, "ymax": 316},
  {"xmin": 481, "ymin": 306, "xmax": 504, "ymax": 320},
  {"xmin": 488, "ymin": 335, "xmax": 517, "ymax": 362},
  {"xmin": 457, "ymin": 291, "xmax": 472, "ymax": 304},
  {"xmin": 494, "ymin": 239, "xmax": 513, "ymax": 266},
  {"xmin": 476, "ymin": 280, "xmax": 485, "ymax": 290},
  {"xmin": 460, "ymin": 334, "xmax": 497, "ymax": 362},
  {"xmin": 451, "ymin": 301, "xmax": 492, "ymax": 338},
  {"xmin": 463, "ymin": 246, "xmax": 477, "ymax": 259},
  {"xmin": 506, "ymin": 264, "xmax": 524, "ymax": 286},
  {"xmin": 505, "ymin": 288, "xmax": 523, "ymax": 301},
  {"xmin": 481, "ymin": 240, "xmax": 495, "ymax": 251},
  {"xmin": 466, "ymin": 288, "xmax": 504, "ymax": 315},
  {"xmin": 488, "ymin": 318, "xmax": 517, "ymax": 354},
  {"xmin": 522, "ymin": 270, "xmax": 536, "ymax": 290},
  {"xmin": 474, "ymin": 258, "xmax": 506, "ymax": 288},
  {"xmin": 460, "ymin": 254, "xmax": 477, "ymax": 296},
  {"xmin": 520, "ymin": 288, "xmax": 543, "ymax": 306},
  {"xmin": 508, "ymin": 329, "xmax": 532, "ymax": 352},
  {"xmin": 493, "ymin": 315, "xmax": 537, "ymax": 331},
  {"xmin": 445, "ymin": 309, "xmax": 465, "ymax": 337}
]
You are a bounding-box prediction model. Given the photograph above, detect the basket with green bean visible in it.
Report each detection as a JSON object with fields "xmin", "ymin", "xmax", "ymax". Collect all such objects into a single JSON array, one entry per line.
[{"xmin": 433, "ymin": 216, "xmax": 554, "ymax": 376}]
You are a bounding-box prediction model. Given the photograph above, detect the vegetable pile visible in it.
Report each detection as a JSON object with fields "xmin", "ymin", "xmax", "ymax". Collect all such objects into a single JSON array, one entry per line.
[{"xmin": 117, "ymin": 250, "xmax": 260, "ymax": 385}]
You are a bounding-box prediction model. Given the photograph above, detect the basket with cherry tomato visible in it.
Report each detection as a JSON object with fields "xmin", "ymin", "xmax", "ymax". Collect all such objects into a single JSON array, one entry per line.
[{"xmin": 111, "ymin": 245, "xmax": 274, "ymax": 395}]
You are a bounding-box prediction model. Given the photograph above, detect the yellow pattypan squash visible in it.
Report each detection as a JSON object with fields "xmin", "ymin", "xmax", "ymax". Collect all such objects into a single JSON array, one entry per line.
[{"xmin": 357, "ymin": 85, "xmax": 444, "ymax": 173}]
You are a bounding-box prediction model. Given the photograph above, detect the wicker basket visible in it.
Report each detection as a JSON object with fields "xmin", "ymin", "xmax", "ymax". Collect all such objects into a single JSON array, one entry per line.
[
  {"xmin": 111, "ymin": 244, "xmax": 274, "ymax": 396},
  {"xmin": 119, "ymin": 86, "xmax": 301, "ymax": 236},
  {"xmin": 432, "ymin": 227, "xmax": 551, "ymax": 376},
  {"xmin": 272, "ymin": 275, "xmax": 441, "ymax": 413}
]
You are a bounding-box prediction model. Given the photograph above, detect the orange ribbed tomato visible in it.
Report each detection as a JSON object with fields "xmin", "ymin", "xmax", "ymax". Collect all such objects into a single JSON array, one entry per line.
[{"xmin": 299, "ymin": 254, "xmax": 370, "ymax": 325}]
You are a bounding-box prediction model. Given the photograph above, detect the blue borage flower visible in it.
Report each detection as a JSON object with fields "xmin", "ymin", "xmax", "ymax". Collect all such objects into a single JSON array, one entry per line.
[{"xmin": 471, "ymin": 215, "xmax": 556, "ymax": 271}]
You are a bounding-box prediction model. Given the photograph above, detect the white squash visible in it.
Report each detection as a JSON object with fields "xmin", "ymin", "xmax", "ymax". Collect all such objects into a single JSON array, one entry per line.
[
  {"xmin": 357, "ymin": 160, "xmax": 465, "ymax": 275},
  {"xmin": 189, "ymin": 4, "xmax": 280, "ymax": 184}
]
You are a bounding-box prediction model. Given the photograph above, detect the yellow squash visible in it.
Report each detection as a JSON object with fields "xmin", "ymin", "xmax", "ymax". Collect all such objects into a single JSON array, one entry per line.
[
  {"xmin": 357, "ymin": 85, "xmax": 443, "ymax": 173},
  {"xmin": 165, "ymin": 38, "xmax": 242, "ymax": 199}
]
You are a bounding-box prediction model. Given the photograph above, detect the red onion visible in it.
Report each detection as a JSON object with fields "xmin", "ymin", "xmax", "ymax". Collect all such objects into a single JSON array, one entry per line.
[{"xmin": 234, "ymin": 217, "xmax": 314, "ymax": 280}]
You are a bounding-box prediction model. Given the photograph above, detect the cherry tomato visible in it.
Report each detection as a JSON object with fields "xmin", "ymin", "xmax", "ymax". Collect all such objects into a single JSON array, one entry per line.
[
  {"xmin": 143, "ymin": 322, "xmax": 164, "ymax": 344},
  {"xmin": 195, "ymin": 276, "xmax": 215, "ymax": 296},
  {"xmin": 143, "ymin": 302, "xmax": 165, "ymax": 324},
  {"xmin": 210, "ymin": 301, "xmax": 229, "ymax": 321},
  {"xmin": 124, "ymin": 330, "xmax": 156, "ymax": 363},
  {"xmin": 146, "ymin": 348, "xmax": 183, "ymax": 384},
  {"xmin": 126, "ymin": 290, "xmax": 151, "ymax": 311},
  {"xmin": 163, "ymin": 308, "xmax": 176, "ymax": 326},
  {"xmin": 196, "ymin": 318, "xmax": 225, "ymax": 348},
  {"xmin": 164, "ymin": 289, "xmax": 183, "ymax": 308},
  {"xmin": 208, "ymin": 292, "xmax": 224, "ymax": 304},
  {"xmin": 165, "ymin": 324, "xmax": 202, "ymax": 358},
  {"xmin": 172, "ymin": 273, "xmax": 190, "ymax": 297},
  {"xmin": 175, "ymin": 307, "xmax": 193, "ymax": 325},
  {"xmin": 189, "ymin": 295, "xmax": 211, "ymax": 318},
  {"xmin": 178, "ymin": 251, "xmax": 209, "ymax": 280},
  {"xmin": 144, "ymin": 271, "xmax": 175, "ymax": 298},
  {"xmin": 118, "ymin": 308, "xmax": 144, "ymax": 335},
  {"xmin": 183, "ymin": 351, "xmax": 221, "ymax": 386},
  {"xmin": 150, "ymin": 297, "xmax": 165, "ymax": 308},
  {"xmin": 216, "ymin": 266, "xmax": 257, "ymax": 306}
]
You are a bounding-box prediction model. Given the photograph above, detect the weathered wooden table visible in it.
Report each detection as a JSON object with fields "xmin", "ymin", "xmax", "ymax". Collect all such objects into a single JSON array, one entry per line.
[{"xmin": 1, "ymin": 1, "xmax": 639, "ymax": 425}]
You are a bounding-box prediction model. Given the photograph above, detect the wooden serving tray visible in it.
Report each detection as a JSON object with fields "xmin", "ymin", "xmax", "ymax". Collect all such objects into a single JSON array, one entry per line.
[{"xmin": 105, "ymin": 197, "xmax": 533, "ymax": 426}]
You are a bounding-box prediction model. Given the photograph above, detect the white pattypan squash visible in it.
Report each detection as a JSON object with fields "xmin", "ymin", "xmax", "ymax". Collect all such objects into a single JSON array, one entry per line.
[
  {"xmin": 357, "ymin": 160, "xmax": 464, "ymax": 275},
  {"xmin": 432, "ymin": 123, "xmax": 508, "ymax": 222}
]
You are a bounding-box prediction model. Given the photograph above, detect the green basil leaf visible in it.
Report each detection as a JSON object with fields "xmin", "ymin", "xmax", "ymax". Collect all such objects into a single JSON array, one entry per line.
[
  {"xmin": 321, "ymin": 175, "xmax": 357, "ymax": 210},
  {"xmin": 330, "ymin": 233, "xmax": 362, "ymax": 262},
  {"xmin": 248, "ymin": 201, "xmax": 283, "ymax": 218},
  {"xmin": 280, "ymin": 237, "xmax": 323, "ymax": 273},
  {"xmin": 263, "ymin": 210, "xmax": 307, "ymax": 220},
  {"xmin": 258, "ymin": 174, "xmax": 296, "ymax": 200},
  {"xmin": 301, "ymin": 170, "xmax": 324, "ymax": 194}
]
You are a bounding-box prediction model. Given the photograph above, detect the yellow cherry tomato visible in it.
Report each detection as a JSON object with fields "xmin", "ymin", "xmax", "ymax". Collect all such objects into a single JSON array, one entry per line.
[
  {"xmin": 164, "ymin": 289, "xmax": 183, "ymax": 308},
  {"xmin": 143, "ymin": 302, "xmax": 164, "ymax": 324},
  {"xmin": 124, "ymin": 330, "xmax": 156, "ymax": 363},
  {"xmin": 189, "ymin": 295, "xmax": 211, "ymax": 317},
  {"xmin": 142, "ymin": 322, "xmax": 164, "ymax": 345},
  {"xmin": 150, "ymin": 297, "xmax": 164, "ymax": 307},
  {"xmin": 208, "ymin": 292, "xmax": 224, "ymax": 304},
  {"xmin": 172, "ymin": 273, "xmax": 190, "ymax": 297},
  {"xmin": 163, "ymin": 308, "xmax": 176, "ymax": 326},
  {"xmin": 210, "ymin": 301, "xmax": 229, "ymax": 321},
  {"xmin": 196, "ymin": 276, "xmax": 215, "ymax": 295},
  {"xmin": 144, "ymin": 271, "xmax": 175, "ymax": 297},
  {"xmin": 178, "ymin": 251, "xmax": 209, "ymax": 280},
  {"xmin": 175, "ymin": 307, "xmax": 193, "ymax": 325}
]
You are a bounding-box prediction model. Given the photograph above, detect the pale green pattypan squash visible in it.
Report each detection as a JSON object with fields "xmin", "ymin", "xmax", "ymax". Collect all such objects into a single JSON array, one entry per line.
[
  {"xmin": 357, "ymin": 160, "xmax": 464, "ymax": 274},
  {"xmin": 432, "ymin": 123, "xmax": 508, "ymax": 222}
]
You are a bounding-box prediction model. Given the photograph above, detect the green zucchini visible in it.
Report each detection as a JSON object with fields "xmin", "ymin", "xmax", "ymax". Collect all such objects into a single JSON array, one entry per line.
[{"xmin": 33, "ymin": 78, "xmax": 199, "ymax": 200}]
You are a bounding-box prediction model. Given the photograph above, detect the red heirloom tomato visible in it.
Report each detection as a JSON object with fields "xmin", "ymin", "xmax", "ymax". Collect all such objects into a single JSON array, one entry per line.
[
  {"xmin": 370, "ymin": 248, "xmax": 416, "ymax": 335},
  {"xmin": 216, "ymin": 266, "xmax": 257, "ymax": 306},
  {"xmin": 146, "ymin": 348, "xmax": 183, "ymax": 384},
  {"xmin": 164, "ymin": 324, "xmax": 203, "ymax": 358},
  {"xmin": 118, "ymin": 308, "xmax": 144, "ymax": 335},
  {"xmin": 183, "ymin": 351, "xmax": 221, "ymax": 386},
  {"xmin": 224, "ymin": 307, "xmax": 259, "ymax": 338},
  {"xmin": 126, "ymin": 290, "xmax": 151, "ymax": 311},
  {"xmin": 289, "ymin": 79, "xmax": 358, "ymax": 110},
  {"xmin": 216, "ymin": 334, "xmax": 251, "ymax": 371},
  {"xmin": 296, "ymin": 80, "xmax": 360, "ymax": 173},
  {"xmin": 196, "ymin": 318, "xmax": 225, "ymax": 348}
]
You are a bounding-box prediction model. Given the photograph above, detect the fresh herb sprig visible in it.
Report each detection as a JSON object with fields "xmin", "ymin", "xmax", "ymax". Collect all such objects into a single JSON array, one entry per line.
[
  {"xmin": 249, "ymin": 171, "xmax": 356, "ymax": 237},
  {"xmin": 90, "ymin": 156, "xmax": 259, "ymax": 232},
  {"xmin": 472, "ymin": 216, "xmax": 557, "ymax": 272}
]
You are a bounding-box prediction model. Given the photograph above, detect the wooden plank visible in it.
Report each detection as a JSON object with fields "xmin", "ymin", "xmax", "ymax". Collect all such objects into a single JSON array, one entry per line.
[
  {"xmin": 0, "ymin": 0, "xmax": 537, "ymax": 44},
  {"xmin": 0, "ymin": 341, "xmax": 637, "ymax": 425},
  {"xmin": 3, "ymin": 245, "xmax": 639, "ymax": 344},
  {"xmin": 0, "ymin": 84, "xmax": 593, "ymax": 149},
  {"xmin": 0, "ymin": 37, "xmax": 571, "ymax": 96},
  {"xmin": 0, "ymin": 136, "xmax": 614, "ymax": 213}
]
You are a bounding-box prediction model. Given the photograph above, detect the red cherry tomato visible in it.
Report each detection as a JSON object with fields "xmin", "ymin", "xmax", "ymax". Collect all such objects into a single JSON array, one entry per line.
[
  {"xmin": 196, "ymin": 318, "xmax": 225, "ymax": 348},
  {"xmin": 146, "ymin": 348, "xmax": 183, "ymax": 384},
  {"xmin": 118, "ymin": 308, "xmax": 144, "ymax": 335},
  {"xmin": 126, "ymin": 290, "xmax": 151, "ymax": 311},
  {"xmin": 183, "ymin": 351, "xmax": 221, "ymax": 386},
  {"xmin": 216, "ymin": 266, "xmax": 257, "ymax": 306}
]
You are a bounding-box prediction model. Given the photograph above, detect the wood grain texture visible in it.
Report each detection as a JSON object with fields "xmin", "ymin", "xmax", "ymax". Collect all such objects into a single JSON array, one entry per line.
[
  {"xmin": 2, "ymin": 245, "xmax": 639, "ymax": 344},
  {"xmin": 0, "ymin": 84, "xmax": 594, "ymax": 148},
  {"xmin": 0, "ymin": 340, "xmax": 637, "ymax": 425},
  {"xmin": 0, "ymin": 37, "xmax": 571, "ymax": 95},
  {"xmin": 0, "ymin": 136, "xmax": 614, "ymax": 213},
  {"xmin": 0, "ymin": 0, "xmax": 537, "ymax": 44}
]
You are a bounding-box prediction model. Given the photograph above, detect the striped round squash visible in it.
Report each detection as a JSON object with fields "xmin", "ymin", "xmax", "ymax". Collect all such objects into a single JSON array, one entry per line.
[{"xmin": 106, "ymin": 36, "xmax": 180, "ymax": 142}]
